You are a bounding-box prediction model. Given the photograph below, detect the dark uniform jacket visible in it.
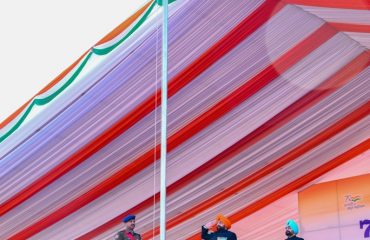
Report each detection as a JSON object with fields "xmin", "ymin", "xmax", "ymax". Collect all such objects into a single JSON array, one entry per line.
[
  {"xmin": 286, "ymin": 236, "xmax": 304, "ymax": 240},
  {"xmin": 201, "ymin": 226, "xmax": 237, "ymax": 240},
  {"xmin": 114, "ymin": 230, "xmax": 142, "ymax": 240}
]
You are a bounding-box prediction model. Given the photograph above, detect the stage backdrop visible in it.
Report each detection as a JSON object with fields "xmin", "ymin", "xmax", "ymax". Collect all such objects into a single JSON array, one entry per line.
[{"xmin": 299, "ymin": 173, "xmax": 370, "ymax": 240}]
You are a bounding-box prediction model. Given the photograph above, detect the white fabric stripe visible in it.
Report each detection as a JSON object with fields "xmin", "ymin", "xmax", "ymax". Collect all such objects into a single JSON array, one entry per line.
[
  {"xmin": 345, "ymin": 32, "xmax": 370, "ymax": 49},
  {"xmin": 92, "ymin": 2, "xmax": 156, "ymax": 51},
  {"xmin": 298, "ymin": 5, "xmax": 370, "ymax": 25}
]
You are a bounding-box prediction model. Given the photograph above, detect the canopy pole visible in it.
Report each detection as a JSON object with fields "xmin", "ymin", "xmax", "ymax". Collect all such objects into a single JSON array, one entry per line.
[{"xmin": 160, "ymin": 0, "xmax": 168, "ymax": 240}]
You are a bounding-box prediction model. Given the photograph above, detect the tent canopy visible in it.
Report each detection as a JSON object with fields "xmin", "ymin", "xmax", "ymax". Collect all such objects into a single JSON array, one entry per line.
[{"xmin": 0, "ymin": 0, "xmax": 369, "ymax": 239}]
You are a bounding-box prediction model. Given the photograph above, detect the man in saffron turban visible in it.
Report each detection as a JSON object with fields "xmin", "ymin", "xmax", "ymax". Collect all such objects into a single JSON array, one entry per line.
[{"xmin": 201, "ymin": 213, "xmax": 237, "ymax": 240}]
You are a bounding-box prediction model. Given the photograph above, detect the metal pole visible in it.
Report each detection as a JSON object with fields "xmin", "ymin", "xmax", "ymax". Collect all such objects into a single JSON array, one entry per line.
[{"xmin": 160, "ymin": 0, "xmax": 168, "ymax": 240}]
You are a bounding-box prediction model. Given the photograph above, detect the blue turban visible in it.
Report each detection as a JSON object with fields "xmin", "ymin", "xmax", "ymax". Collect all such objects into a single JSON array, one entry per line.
[
  {"xmin": 122, "ymin": 214, "xmax": 136, "ymax": 223},
  {"xmin": 286, "ymin": 219, "xmax": 299, "ymax": 234}
]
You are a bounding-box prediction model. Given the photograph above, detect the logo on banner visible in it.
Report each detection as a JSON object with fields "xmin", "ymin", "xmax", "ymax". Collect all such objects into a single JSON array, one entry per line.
[{"xmin": 344, "ymin": 195, "xmax": 365, "ymax": 210}]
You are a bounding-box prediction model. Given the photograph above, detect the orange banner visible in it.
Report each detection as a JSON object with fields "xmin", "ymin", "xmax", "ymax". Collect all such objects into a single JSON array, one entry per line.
[{"xmin": 299, "ymin": 174, "xmax": 370, "ymax": 239}]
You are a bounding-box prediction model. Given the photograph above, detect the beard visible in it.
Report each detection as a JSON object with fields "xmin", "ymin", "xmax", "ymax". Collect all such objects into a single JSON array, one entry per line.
[
  {"xmin": 285, "ymin": 230, "xmax": 294, "ymax": 237},
  {"xmin": 217, "ymin": 225, "xmax": 226, "ymax": 231}
]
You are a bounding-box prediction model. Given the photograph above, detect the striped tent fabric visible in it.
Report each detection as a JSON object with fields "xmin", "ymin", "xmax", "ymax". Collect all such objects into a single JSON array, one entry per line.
[
  {"xmin": 0, "ymin": 0, "xmax": 369, "ymax": 239},
  {"xmin": 286, "ymin": 0, "xmax": 370, "ymax": 48}
]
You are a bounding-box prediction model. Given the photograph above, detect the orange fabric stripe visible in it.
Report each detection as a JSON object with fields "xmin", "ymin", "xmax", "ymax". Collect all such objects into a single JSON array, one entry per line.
[
  {"xmin": 95, "ymin": 1, "xmax": 153, "ymax": 45},
  {"xmin": 330, "ymin": 22, "xmax": 370, "ymax": 33},
  {"xmin": 285, "ymin": 0, "xmax": 370, "ymax": 10}
]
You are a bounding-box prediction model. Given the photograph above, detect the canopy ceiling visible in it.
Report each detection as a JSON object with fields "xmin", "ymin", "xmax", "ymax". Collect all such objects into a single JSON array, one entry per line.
[{"xmin": 0, "ymin": 0, "xmax": 369, "ymax": 239}]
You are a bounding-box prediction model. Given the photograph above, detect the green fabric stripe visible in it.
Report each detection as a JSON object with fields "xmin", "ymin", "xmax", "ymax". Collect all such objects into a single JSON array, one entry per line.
[
  {"xmin": 156, "ymin": 0, "xmax": 176, "ymax": 6},
  {"xmin": 0, "ymin": 52, "xmax": 93, "ymax": 143},
  {"xmin": 35, "ymin": 52, "xmax": 93, "ymax": 105},
  {"xmin": 0, "ymin": 102, "xmax": 34, "ymax": 143},
  {"xmin": 92, "ymin": 1, "xmax": 156, "ymax": 55}
]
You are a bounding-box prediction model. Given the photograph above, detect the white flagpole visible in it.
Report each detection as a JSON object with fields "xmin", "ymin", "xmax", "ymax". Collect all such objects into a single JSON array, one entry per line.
[{"xmin": 160, "ymin": 0, "xmax": 168, "ymax": 240}]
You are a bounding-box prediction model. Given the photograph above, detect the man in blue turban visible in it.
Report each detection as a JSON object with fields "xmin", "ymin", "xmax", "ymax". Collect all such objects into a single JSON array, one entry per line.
[
  {"xmin": 285, "ymin": 219, "xmax": 304, "ymax": 240},
  {"xmin": 115, "ymin": 214, "xmax": 142, "ymax": 240}
]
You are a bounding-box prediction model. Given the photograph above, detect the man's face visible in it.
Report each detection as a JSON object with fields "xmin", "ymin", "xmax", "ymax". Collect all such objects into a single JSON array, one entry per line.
[
  {"xmin": 126, "ymin": 219, "xmax": 136, "ymax": 231},
  {"xmin": 285, "ymin": 226, "xmax": 294, "ymax": 236},
  {"xmin": 217, "ymin": 220, "xmax": 226, "ymax": 230}
]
